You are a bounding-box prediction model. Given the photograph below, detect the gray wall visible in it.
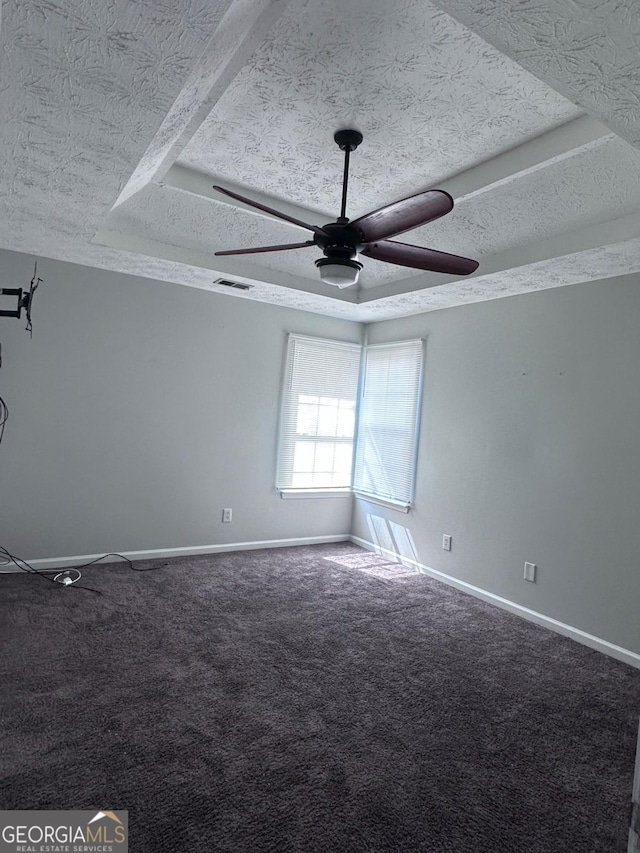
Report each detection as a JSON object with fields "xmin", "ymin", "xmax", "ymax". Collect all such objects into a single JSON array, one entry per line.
[
  {"xmin": 352, "ymin": 275, "xmax": 640, "ymax": 654},
  {"xmin": 2, "ymin": 246, "xmax": 639, "ymax": 655},
  {"xmin": 0, "ymin": 249, "xmax": 360, "ymax": 559}
]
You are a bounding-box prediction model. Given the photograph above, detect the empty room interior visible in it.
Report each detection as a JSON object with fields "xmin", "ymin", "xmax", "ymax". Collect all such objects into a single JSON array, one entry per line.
[{"xmin": 2, "ymin": 0, "xmax": 640, "ymax": 851}]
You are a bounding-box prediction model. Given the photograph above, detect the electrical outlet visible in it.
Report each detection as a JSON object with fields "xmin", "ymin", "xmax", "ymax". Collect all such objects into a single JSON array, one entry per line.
[
  {"xmin": 524, "ymin": 561, "xmax": 536, "ymax": 582},
  {"xmin": 222, "ymin": 508, "xmax": 232, "ymax": 523},
  {"xmin": 442, "ymin": 534, "xmax": 452, "ymax": 551}
]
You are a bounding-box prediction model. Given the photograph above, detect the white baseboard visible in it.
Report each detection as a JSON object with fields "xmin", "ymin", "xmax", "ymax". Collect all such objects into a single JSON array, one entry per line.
[
  {"xmin": 0, "ymin": 534, "xmax": 351, "ymax": 573},
  {"xmin": 350, "ymin": 535, "xmax": 640, "ymax": 670},
  {"xmin": 5, "ymin": 532, "xmax": 639, "ymax": 670}
]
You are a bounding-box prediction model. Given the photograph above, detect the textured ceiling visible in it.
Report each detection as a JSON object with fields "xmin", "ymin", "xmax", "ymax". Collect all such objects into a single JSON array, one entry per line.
[
  {"xmin": 2, "ymin": 0, "xmax": 640, "ymax": 321},
  {"xmin": 429, "ymin": 0, "xmax": 640, "ymax": 148},
  {"xmin": 178, "ymin": 0, "xmax": 580, "ymax": 214}
]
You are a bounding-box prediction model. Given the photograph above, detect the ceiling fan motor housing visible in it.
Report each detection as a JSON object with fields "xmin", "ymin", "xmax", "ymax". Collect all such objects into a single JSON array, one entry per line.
[
  {"xmin": 314, "ymin": 221, "xmax": 363, "ymax": 287},
  {"xmin": 314, "ymin": 222, "xmax": 360, "ymax": 257}
]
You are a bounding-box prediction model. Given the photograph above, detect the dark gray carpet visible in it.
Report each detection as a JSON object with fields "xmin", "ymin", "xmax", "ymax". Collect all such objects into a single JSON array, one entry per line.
[{"xmin": 1, "ymin": 542, "xmax": 639, "ymax": 852}]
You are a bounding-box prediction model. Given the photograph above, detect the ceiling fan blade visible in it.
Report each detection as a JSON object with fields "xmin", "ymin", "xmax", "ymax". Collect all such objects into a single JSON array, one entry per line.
[
  {"xmin": 350, "ymin": 190, "xmax": 454, "ymax": 243},
  {"xmin": 361, "ymin": 240, "xmax": 479, "ymax": 275},
  {"xmin": 216, "ymin": 241, "xmax": 315, "ymax": 257},
  {"xmin": 212, "ymin": 186, "xmax": 326, "ymax": 236}
]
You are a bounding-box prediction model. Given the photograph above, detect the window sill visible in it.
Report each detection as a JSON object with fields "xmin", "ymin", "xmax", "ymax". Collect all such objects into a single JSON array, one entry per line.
[
  {"xmin": 353, "ymin": 492, "xmax": 411, "ymax": 513},
  {"xmin": 278, "ymin": 488, "xmax": 411, "ymax": 511},
  {"xmin": 279, "ymin": 489, "xmax": 353, "ymax": 500}
]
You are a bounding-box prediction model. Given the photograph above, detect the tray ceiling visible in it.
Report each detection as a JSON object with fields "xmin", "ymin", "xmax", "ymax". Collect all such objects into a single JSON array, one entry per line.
[{"xmin": 2, "ymin": 0, "xmax": 640, "ymax": 321}]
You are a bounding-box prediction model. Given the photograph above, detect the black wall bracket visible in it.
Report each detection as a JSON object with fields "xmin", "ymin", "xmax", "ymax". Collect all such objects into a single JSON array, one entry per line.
[
  {"xmin": 0, "ymin": 263, "xmax": 42, "ymax": 334},
  {"xmin": 0, "ymin": 288, "xmax": 27, "ymax": 319}
]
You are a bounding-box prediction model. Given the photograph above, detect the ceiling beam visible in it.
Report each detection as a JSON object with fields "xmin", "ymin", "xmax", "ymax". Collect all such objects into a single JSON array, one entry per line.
[
  {"xmin": 93, "ymin": 228, "xmax": 359, "ymax": 304},
  {"xmin": 358, "ymin": 211, "xmax": 640, "ymax": 303},
  {"xmin": 112, "ymin": 0, "xmax": 291, "ymax": 209},
  {"xmin": 357, "ymin": 254, "xmax": 640, "ymax": 322},
  {"xmin": 162, "ymin": 164, "xmax": 334, "ymax": 232},
  {"xmin": 440, "ymin": 115, "xmax": 613, "ymax": 204}
]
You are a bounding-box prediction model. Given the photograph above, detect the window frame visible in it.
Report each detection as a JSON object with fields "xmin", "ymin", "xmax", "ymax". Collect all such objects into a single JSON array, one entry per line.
[
  {"xmin": 275, "ymin": 334, "xmax": 424, "ymax": 509},
  {"xmin": 352, "ymin": 339, "xmax": 424, "ymax": 509},
  {"xmin": 276, "ymin": 333, "xmax": 362, "ymax": 496}
]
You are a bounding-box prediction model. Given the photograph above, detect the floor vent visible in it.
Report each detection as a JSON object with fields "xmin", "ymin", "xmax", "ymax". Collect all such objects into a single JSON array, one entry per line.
[{"xmin": 214, "ymin": 278, "xmax": 253, "ymax": 291}]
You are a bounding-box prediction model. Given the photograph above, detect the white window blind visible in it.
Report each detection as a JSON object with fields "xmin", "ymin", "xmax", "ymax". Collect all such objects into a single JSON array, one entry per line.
[
  {"xmin": 353, "ymin": 339, "xmax": 423, "ymax": 506},
  {"xmin": 277, "ymin": 334, "xmax": 362, "ymax": 491}
]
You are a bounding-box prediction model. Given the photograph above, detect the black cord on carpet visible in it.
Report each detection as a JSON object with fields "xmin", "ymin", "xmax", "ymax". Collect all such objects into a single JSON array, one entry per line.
[{"xmin": 0, "ymin": 545, "xmax": 170, "ymax": 595}]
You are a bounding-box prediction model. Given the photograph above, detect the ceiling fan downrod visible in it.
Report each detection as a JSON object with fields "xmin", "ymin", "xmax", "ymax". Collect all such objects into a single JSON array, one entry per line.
[{"xmin": 334, "ymin": 129, "xmax": 363, "ymax": 221}]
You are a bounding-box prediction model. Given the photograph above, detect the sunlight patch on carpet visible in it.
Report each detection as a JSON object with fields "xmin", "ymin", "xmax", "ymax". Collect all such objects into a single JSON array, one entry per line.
[{"xmin": 323, "ymin": 552, "xmax": 420, "ymax": 580}]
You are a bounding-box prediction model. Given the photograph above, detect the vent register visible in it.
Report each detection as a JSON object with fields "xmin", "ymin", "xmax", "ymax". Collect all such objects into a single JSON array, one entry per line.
[{"xmin": 213, "ymin": 278, "xmax": 253, "ymax": 291}]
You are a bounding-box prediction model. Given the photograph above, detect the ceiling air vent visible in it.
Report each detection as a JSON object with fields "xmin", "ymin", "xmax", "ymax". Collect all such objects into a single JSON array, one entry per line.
[{"xmin": 214, "ymin": 278, "xmax": 253, "ymax": 291}]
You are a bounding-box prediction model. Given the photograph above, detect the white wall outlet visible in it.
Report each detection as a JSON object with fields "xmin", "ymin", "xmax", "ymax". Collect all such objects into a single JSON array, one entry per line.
[
  {"xmin": 442, "ymin": 534, "xmax": 452, "ymax": 551},
  {"xmin": 222, "ymin": 508, "xmax": 232, "ymax": 523},
  {"xmin": 524, "ymin": 561, "xmax": 536, "ymax": 582}
]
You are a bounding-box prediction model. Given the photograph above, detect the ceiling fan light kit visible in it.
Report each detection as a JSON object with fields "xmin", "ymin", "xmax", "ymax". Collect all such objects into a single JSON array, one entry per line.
[
  {"xmin": 214, "ymin": 131, "xmax": 478, "ymax": 288},
  {"xmin": 315, "ymin": 257, "xmax": 363, "ymax": 288}
]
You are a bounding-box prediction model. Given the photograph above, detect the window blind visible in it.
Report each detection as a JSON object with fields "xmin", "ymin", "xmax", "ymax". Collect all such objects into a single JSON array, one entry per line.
[
  {"xmin": 353, "ymin": 339, "xmax": 423, "ymax": 506},
  {"xmin": 277, "ymin": 334, "xmax": 362, "ymax": 491}
]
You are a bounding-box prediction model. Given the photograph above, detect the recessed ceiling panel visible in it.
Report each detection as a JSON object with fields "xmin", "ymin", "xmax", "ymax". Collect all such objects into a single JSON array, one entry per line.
[{"xmin": 178, "ymin": 0, "xmax": 581, "ymax": 217}]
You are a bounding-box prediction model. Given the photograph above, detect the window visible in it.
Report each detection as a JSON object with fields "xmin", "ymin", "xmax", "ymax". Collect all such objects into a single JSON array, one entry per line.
[
  {"xmin": 276, "ymin": 335, "xmax": 361, "ymax": 492},
  {"xmin": 353, "ymin": 340, "xmax": 423, "ymax": 508},
  {"xmin": 277, "ymin": 334, "xmax": 423, "ymax": 507}
]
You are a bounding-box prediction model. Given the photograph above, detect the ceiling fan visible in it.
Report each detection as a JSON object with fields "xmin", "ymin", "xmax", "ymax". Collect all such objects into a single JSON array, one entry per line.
[{"xmin": 213, "ymin": 130, "xmax": 478, "ymax": 288}]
